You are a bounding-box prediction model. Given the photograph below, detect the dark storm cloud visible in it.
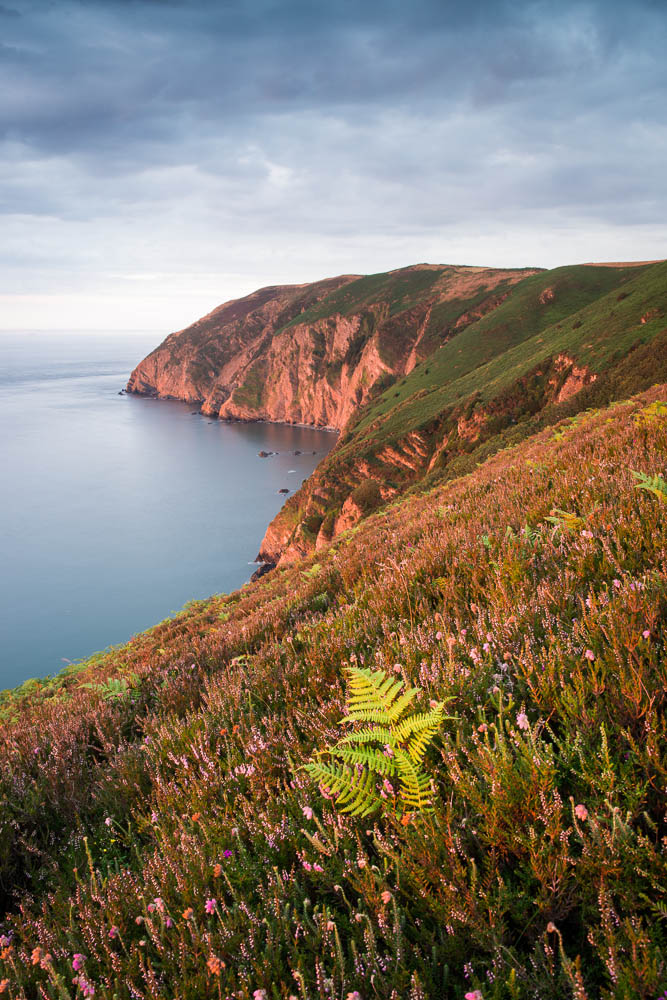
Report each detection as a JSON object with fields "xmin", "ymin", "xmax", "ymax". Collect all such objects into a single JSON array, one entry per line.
[{"xmin": 1, "ymin": 0, "xmax": 665, "ymax": 326}]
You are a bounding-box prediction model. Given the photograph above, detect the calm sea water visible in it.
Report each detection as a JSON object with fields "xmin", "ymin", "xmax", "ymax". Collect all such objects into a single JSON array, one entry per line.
[{"xmin": 0, "ymin": 332, "xmax": 334, "ymax": 689}]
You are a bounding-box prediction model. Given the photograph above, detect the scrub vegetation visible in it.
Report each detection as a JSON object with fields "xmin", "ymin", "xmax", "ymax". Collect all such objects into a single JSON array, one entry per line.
[{"xmin": 1, "ymin": 382, "xmax": 666, "ymax": 999}]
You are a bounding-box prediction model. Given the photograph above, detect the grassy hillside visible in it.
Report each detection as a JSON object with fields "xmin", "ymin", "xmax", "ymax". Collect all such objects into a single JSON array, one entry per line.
[
  {"xmin": 269, "ymin": 261, "xmax": 667, "ymax": 558},
  {"xmin": 1, "ymin": 386, "xmax": 666, "ymax": 999}
]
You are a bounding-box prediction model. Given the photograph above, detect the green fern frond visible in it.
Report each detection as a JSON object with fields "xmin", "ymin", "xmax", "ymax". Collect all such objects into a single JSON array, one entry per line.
[
  {"xmin": 331, "ymin": 745, "xmax": 397, "ymax": 776},
  {"xmin": 302, "ymin": 667, "xmax": 451, "ymax": 820},
  {"xmin": 631, "ymin": 470, "xmax": 667, "ymax": 502},
  {"xmin": 336, "ymin": 726, "xmax": 394, "ymax": 746},
  {"xmin": 345, "ymin": 666, "xmax": 407, "ymax": 720},
  {"xmin": 302, "ymin": 760, "xmax": 381, "ymax": 817},
  {"xmin": 394, "ymin": 750, "xmax": 434, "ymax": 812}
]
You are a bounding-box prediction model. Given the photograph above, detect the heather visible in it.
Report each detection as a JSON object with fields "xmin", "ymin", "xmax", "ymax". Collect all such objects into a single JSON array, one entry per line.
[{"xmin": 1, "ymin": 387, "xmax": 666, "ymax": 999}]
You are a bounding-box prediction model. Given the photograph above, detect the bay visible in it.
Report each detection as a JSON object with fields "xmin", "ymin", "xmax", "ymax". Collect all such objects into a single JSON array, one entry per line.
[{"xmin": 0, "ymin": 331, "xmax": 334, "ymax": 689}]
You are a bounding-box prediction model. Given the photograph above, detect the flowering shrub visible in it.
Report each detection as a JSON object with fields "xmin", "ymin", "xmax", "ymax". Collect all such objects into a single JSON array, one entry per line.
[{"xmin": 0, "ymin": 387, "xmax": 665, "ymax": 998}]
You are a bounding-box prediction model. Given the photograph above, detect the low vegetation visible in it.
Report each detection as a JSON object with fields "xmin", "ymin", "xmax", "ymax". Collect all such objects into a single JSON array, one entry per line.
[{"xmin": 1, "ymin": 384, "xmax": 666, "ymax": 999}]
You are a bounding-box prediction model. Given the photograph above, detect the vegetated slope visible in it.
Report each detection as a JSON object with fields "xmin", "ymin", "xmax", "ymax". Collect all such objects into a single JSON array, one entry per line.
[
  {"xmin": 1, "ymin": 387, "xmax": 666, "ymax": 999},
  {"xmin": 127, "ymin": 264, "xmax": 539, "ymax": 430},
  {"xmin": 262, "ymin": 261, "xmax": 667, "ymax": 564}
]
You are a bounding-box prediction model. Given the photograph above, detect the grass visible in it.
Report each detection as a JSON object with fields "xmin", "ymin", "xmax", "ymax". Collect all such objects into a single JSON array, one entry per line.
[{"xmin": 1, "ymin": 385, "xmax": 666, "ymax": 999}]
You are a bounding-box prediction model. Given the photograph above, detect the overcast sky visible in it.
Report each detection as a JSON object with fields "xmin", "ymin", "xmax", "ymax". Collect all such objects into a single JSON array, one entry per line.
[{"xmin": 1, "ymin": 0, "xmax": 666, "ymax": 331}]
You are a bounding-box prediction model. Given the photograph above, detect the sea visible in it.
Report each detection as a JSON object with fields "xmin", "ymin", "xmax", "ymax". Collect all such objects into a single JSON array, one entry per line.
[{"xmin": 0, "ymin": 331, "xmax": 335, "ymax": 690}]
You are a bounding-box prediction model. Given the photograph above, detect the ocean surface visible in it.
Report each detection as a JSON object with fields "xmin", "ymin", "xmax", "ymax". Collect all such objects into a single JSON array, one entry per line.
[{"xmin": 0, "ymin": 331, "xmax": 334, "ymax": 690}]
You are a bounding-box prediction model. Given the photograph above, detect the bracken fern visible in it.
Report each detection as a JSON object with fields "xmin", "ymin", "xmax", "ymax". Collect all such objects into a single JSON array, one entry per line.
[{"xmin": 302, "ymin": 666, "xmax": 451, "ymax": 817}]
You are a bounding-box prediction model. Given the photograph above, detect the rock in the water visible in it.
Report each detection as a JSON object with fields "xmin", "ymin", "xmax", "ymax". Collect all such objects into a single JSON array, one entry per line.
[
  {"xmin": 278, "ymin": 488, "xmax": 289, "ymax": 494},
  {"xmin": 258, "ymin": 450, "xmax": 274, "ymax": 458},
  {"xmin": 250, "ymin": 561, "xmax": 275, "ymax": 582},
  {"xmin": 294, "ymin": 450, "xmax": 302, "ymax": 455}
]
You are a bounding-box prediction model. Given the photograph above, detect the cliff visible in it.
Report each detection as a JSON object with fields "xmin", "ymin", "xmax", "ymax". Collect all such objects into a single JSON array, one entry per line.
[
  {"xmin": 127, "ymin": 259, "xmax": 667, "ymax": 569},
  {"xmin": 127, "ymin": 263, "xmax": 538, "ymax": 430}
]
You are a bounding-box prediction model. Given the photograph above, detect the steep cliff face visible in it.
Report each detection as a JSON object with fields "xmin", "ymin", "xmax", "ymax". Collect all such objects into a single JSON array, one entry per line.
[
  {"xmin": 127, "ymin": 264, "xmax": 537, "ymax": 431},
  {"xmin": 257, "ymin": 261, "xmax": 666, "ymax": 566}
]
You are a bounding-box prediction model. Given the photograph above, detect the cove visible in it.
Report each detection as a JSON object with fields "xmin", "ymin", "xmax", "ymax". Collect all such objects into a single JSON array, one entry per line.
[{"xmin": 0, "ymin": 332, "xmax": 334, "ymax": 689}]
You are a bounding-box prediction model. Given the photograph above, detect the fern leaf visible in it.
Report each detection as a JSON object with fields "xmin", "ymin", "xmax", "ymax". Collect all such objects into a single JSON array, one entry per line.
[
  {"xmin": 331, "ymin": 745, "xmax": 397, "ymax": 776},
  {"xmin": 631, "ymin": 470, "xmax": 667, "ymax": 502},
  {"xmin": 301, "ymin": 761, "xmax": 381, "ymax": 817},
  {"xmin": 336, "ymin": 726, "xmax": 394, "ymax": 746},
  {"xmin": 394, "ymin": 750, "xmax": 433, "ymax": 812},
  {"xmin": 392, "ymin": 708, "xmax": 447, "ymax": 743},
  {"xmin": 345, "ymin": 666, "xmax": 405, "ymax": 721}
]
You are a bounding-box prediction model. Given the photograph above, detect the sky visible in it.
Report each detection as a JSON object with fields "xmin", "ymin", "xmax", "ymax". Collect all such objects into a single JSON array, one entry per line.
[{"xmin": 1, "ymin": 0, "xmax": 666, "ymax": 332}]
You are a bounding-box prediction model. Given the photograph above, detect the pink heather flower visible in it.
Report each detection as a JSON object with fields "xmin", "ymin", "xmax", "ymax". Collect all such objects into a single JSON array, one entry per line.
[
  {"xmin": 435, "ymin": 631, "xmax": 443, "ymax": 640},
  {"xmin": 483, "ymin": 642, "xmax": 490, "ymax": 653},
  {"xmin": 574, "ymin": 804, "xmax": 589, "ymax": 821},
  {"xmin": 253, "ymin": 992, "xmax": 267, "ymax": 1000},
  {"xmin": 165, "ymin": 917, "xmax": 173, "ymax": 929},
  {"xmin": 516, "ymin": 712, "xmax": 529, "ymax": 731},
  {"xmin": 465, "ymin": 992, "xmax": 483, "ymax": 1000},
  {"xmin": 150, "ymin": 811, "xmax": 158, "ymax": 823},
  {"xmin": 104, "ymin": 817, "xmax": 112, "ymax": 827},
  {"xmin": 205, "ymin": 899, "xmax": 217, "ymax": 915},
  {"xmin": 154, "ymin": 898, "xmax": 164, "ymax": 911},
  {"xmin": 302, "ymin": 805, "xmax": 314, "ymax": 820},
  {"xmin": 382, "ymin": 779, "xmax": 395, "ymax": 794},
  {"xmin": 383, "ymin": 744, "xmax": 394, "ymax": 757},
  {"xmin": 72, "ymin": 954, "xmax": 86, "ymax": 971},
  {"xmin": 108, "ymin": 927, "xmax": 118, "ymax": 940},
  {"xmin": 643, "ymin": 629, "xmax": 651, "ymax": 639},
  {"xmin": 612, "ymin": 578, "xmax": 621, "ymax": 588},
  {"xmin": 147, "ymin": 903, "xmax": 155, "ymax": 913},
  {"xmin": 381, "ymin": 890, "xmax": 392, "ymax": 904},
  {"xmin": 346, "ymin": 993, "xmax": 363, "ymax": 1000},
  {"xmin": 581, "ymin": 529, "xmax": 593, "ymax": 539},
  {"xmin": 584, "ymin": 649, "xmax": 595, "ymax": 661}
]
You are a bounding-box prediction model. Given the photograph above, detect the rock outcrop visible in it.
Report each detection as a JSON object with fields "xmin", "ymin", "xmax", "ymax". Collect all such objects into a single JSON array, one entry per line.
[{"xmin": 127, "ymin": 264, "xmax": 536, "ymax": 432}]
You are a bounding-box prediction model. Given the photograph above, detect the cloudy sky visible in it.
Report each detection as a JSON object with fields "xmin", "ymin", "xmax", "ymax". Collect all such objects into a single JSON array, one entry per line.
[{"xmin": 1, "ymin": 0, "xmax": 666, "ymax": 331}]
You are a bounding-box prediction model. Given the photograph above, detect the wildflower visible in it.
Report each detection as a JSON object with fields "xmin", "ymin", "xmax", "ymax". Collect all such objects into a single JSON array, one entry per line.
[
  {"xmin": 223, "ymin": 849, "xmax": 233, "ymax": 858},
  {"xmin": 477, "ymin": 723, "xmax": 488, "ymax": 733},
  {"xmin": 72, "ymin": 954, "xmax": 86, "ymax": 971},
  {"xmin": 135, "ymin": 916, "xmax": 143, "ymax": 925},
  {"xmin": 383, "ymin": 743, "xmax": 394, "ymax": 756},
  {"xmin": 32, "ymin": 947, "xmax": 50, "ymax": 966},
  {"xmin": 205, "ymin": 898, "xmax": 217, "ymax": 915},
  {"xmin": 382, "ymin": 779, "xmax": 394, "ymax": 795},
  {"xmin": 326, "ymin": 920, "xmax": 336, "ymax": 930},
  {"xmin": 147, "ymin": 903, "xmax": 155, "ymax": 913},
  {"xmin": 381, "ymin": 890, "xmax": 392, "ymax": 904},
  {"xmin": 482, "ymin": 642, "xmax": 490, "ymax": 653},
  {"xmin": 643, "ymin": 629, "xmax": 651, "ymax": 639},
  {"xmin": 213, "ymin": 863, "xmax": 223, "ymax": 877},
  {"xmin": 581, "ymin": 529, "xmax": 593, "ymax": 539},
  {"xmin": 302, "ymin": 805, "xmax": 314, "ymax": 820},
  {"xmin": 435, "ymin": 631, "xmax": 443, "ymax": 640},
  {"xmin": 108, "ymin": 927, "xmax": 118, "ymax": 939},
  {"xmin": 516, "ymin": 712, "xmax": 529, "ymax": 731},
  {"xmin": 150, "ymin": 811, "xmax": 158, "ymax": 823},
  {"xmin": 191, "ymin": 812, "xmax": 201, "ymax": 823},
  {"xmin": 0, "ymin": 981, "xmax": 8, "ymax": 994},
  {"xmin": 253, "ymin": 992, "xmax": 268, "ymax": 1000},
  {"xmin": 182, "ymin": 908, "xmax": 194, "ymax": 920},
  {"xmin": 207, "ymin": 954, "xmax": 225, "ymax": 976},
  {"xmin": 104, "ymin": 817, "xmax": 113, "ymax": 827},
  {"xmin": 465, "ymin": 992, "xmax": 483, "ymax": 1000},
  {"xmin": 154, "ymin": 897, "xmax": 164, "ymax": 911},
  {"xmin": 584, "ymin": 649, "xmax": 595, "ymax": 661},
  {"xmin": 347, "ymin": 993, "xmax": 363, "ymax": 1000},
  {"xmin": 612, "ymin": 578, "xmax": 621, "ymax": 588},
  {"xmin": 546, "ymin": 922, "xmax": 557, "ymax": 933},
  {"xmin": 574, "ymin": 804, "xmax": 589, "ymax": 821},
  {"xmin": 165, "ymin": 917, "xmax": 173, "ymax": 929}
]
